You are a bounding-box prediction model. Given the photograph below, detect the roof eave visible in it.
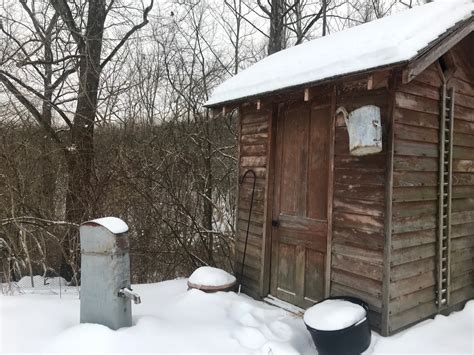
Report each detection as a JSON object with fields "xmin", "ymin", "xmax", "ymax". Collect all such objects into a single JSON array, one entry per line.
[
  {"xmin": 402, "ymin": 15, "xmax": 474, "ymax": 84},
  {"xmin": 204, "ymin": 62, "xmax": 407, "ymax": 109}
]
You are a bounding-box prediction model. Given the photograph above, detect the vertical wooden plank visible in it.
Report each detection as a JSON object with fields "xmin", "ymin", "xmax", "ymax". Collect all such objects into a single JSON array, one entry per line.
[
  {"xmin": 280, "ymin": 106, "xmax": 309, "ymax": 215},
  {"xmin": 236, "ymin": 107, "xmax": 243, "ymax": 237},
  {"xmin": 277, "ymin": 243, "xmax": 296, "ymax": 292},
  {"xmin": 438, "ymin": 84, "xmax": 446, "ymax": 308},
  {"xmin": 295, "ymin": 245, "xmax": 306, "ymax": 304},
  {"xmin": 368, "ymin": 75, "xmax": 374, "ymax": 90},
  {"xmin": 300, "ymin": 107, "xmax": 310, "ymax": 217},
  {"xmin": 325, "ymin": 85, "xmax": 336, "ymax": 298},
  {"xmin": 306, "ymin": 250, "xmax": 325, "ymax": 302},
  {"xmin": 270, "ymin": 104, "xmax": 285, "ymax": 297},
  {"xmin": 446, "ymin": 87, "xmax": 455, "ymax": 305},
  {"xmin": 308, "ymin": 105, "xmax": 330, "ymax": 220},
  {"xmin": 382, "ymin": 72, "xmax": 396, "ymax": 336},
  {"xmin": 261, "ymin": 104, "xmax": 277, "ymax": 297}
]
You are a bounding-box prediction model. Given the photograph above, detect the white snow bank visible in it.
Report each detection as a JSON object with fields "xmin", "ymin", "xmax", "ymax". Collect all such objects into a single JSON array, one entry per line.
[
  {"xmin": 206, "ymin": 0, "xmax": 474, "ymax": 106},
  {"xmin": 1, "ymin": 279, "xmax": 473, "ymax": 354},
  {"xmin": 0, "ymin": 279, "xmax": 312, "ymax": 354},
  {"xmin": 371, "ymin": 301, "xmax": 474, "ymax": 354},
  {"xmin": 87, "ymin": 217, "xmax": 128, "ymax": 234},
  {"xmin": 304, "ymin": 299, "xmax": 366, "ymax": 331},
  {"xmin": 188, "ymin": 266, "xmax": 236, "ymax": 287}
]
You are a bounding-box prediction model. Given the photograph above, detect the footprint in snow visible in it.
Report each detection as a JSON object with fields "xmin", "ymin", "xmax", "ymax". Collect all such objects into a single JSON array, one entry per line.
[
  {"xmin": 257, "ymin": 320, "xmax": 292, "ymax": 343},
  {"xmin": 268, "ymin": 320, "xmax": 293, "ymax": 341},
  {"xmin": 228, "ymin": 301, "xmax": 253, "ymax": 320},
  {"xmin": 260, "ymin": 340, "xmax": 301, "ymax": 355},
  {"xmin": 238, "ymin": 312, "xmax": 261, "ymax": 327},
  {"xmin": 231, "ymin": 326, "xmax": 267, "ymax": 350}
]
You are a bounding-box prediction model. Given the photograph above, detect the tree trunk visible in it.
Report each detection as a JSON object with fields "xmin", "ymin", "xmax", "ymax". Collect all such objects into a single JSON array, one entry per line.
[
  {"xmin": 234, "ymin": 0, "xmax": 242, "ymax": 74},
  {"xmin": 60, "ymin": 0, "xmax": 107, "ymax": 281},
  {"xmin": 203, "ymin": 137, "xmax": 214, "ymax": 264},
  {"xmin": 41, "ymin": 33, "xmax": 56, "ymax": 216},
  {"xmin": 268, "ymin": 0, "xmax": 286, "ymax": 55},
  {"xmin": 322, "ymin": 0, "xmax": 327, "ymax": 36}
]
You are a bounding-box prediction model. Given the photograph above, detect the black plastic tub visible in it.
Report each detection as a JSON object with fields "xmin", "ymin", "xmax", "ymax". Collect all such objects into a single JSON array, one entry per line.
[{"xmin": 304, "ymin": 296, "xmax": 371, "ymax": 355}]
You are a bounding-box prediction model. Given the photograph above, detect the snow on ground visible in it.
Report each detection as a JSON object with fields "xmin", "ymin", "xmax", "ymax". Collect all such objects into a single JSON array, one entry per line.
[{"xmin": 0, "ymin": 279, "xmax": 473, "ymax": 354}]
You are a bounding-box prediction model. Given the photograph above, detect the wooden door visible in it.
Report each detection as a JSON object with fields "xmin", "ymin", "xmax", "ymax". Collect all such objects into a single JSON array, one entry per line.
[{"xmin": 270, "ymin": 101, "xmax": 331, "ymax": 308}]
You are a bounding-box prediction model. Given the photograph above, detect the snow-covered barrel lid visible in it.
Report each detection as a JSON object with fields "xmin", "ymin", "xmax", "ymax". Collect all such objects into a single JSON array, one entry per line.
[
  {"xmin": 188, "ymin": 266, "xmax": 237, "ymax": 291},
  {"xmin": 304, "ymin": 299, "xmax": 367, "ymax": 331},
  {"xmin": 205, "ymin": 0, "xmax": 474, "ymax": 107}
]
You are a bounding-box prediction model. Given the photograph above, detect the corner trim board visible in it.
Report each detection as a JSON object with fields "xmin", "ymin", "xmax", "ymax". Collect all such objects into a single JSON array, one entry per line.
[{"xmin": 402, "ymin": 19, "xmax": 474, "ymax": 84}]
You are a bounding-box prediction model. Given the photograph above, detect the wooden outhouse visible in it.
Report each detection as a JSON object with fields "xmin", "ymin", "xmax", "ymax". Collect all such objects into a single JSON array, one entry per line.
[{"xmin": 206, "ymin": 1, "xmax": 474, "ymax": 336}]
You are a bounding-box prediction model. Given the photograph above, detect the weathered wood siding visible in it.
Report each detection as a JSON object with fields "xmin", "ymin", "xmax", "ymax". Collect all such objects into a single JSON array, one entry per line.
[
  {"xmin": 447, "ymin": 37, "xmax": 474, "ymax": 312},
  {"xmin": 330, "ymin": 85, "xmax": 390, "ymax": 332},
  {"xmin": 390, "ymin": 36, "xmax": 474, "ymax": 333},
  {"xmin": 390, "ymin": 64, "xmax": 441, "ymax": 333},
  {"xmin": 235, "ymin": 34, "xmax": 473, "ymax": 335},
  {"xmin": 236, "ymin": 105, "xmax": 272, "ymax": 297}
]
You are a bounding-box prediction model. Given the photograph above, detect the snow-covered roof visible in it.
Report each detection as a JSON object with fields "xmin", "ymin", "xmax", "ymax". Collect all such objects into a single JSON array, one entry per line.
[{"xmin": 206, "ymin": 0, "xmax": 474, "ymax": 107}]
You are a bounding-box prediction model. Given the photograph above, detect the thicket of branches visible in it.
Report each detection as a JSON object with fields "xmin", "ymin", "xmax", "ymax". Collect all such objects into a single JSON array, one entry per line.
[{"xmin": 0, "ymin": 0, "xmax": 425, "ymax": 285}]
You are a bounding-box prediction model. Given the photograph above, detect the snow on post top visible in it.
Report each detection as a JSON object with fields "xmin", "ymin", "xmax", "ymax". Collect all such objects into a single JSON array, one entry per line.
[
  {"xmin": 87, "ymin": 217, "xmax": 129, "ymax": 234},
  {"xmin": 205, "ymin": 0, "xmax": 474, "ymax": 107}
]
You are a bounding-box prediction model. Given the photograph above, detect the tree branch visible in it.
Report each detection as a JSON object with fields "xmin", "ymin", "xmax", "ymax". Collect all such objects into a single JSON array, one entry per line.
[
  {"xmin": 282, "ymin": 0, "xmax": 299, "ymax": 19},
  {"xmin": 225, "ymin": 0, "xmax": 269, "ymax": 38},
  {"xmin": 295, "ymin": 6, "xmax": 324, "ymax": 44},
  {"xmin": 50, "ymin": 66, "xmax": 79, "ymax": 90},
  {"xmin": 1, "ymin": 216, "xmax": 79, "ymax": 228},
  {"xmin": 257, "ymin": 0, "xmax": 271, "ymax": 17},
  {"xmin": 19, "ymin": 0, "xmax": 46, "ymax": 41},
  {"xmin": 0, "ymin": 70, "xmax": 73, "ymax": 128},
  {"xmin": 20, "ymin": 54, "xmax": 83, "ymax": 67},
  {"xmin": 100, "ymin": 0, "xmax": 154, "ymax": 69},
  {"xmin": 49, "ymin": 0, "xmax": 84, "ymax": 49},
  {"xmin": 0, "ymin": 72, "xmax": 64, "ymax": 146}
]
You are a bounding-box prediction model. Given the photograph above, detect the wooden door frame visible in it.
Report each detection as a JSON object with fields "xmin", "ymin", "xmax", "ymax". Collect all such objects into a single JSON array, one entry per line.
[
  {"xmin": 326, "ymin": 86, "xmax": 336, "ymax": 298},
  {"xmin": 260, "ymin": 89, "xmax": 337, "ymax": 300},
  {"xmin": 260, "ymin": 103, "xmax": 280, "ymax": 298},
  {"xmin": 260, "ymin": 102, "xmax": 278, "ymax": 298}
]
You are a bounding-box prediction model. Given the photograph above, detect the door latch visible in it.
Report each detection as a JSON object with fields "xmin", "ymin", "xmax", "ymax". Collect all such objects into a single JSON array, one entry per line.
[{"xmin": 271, "ymin": 219, "xmax": 280, "ymax": 228}]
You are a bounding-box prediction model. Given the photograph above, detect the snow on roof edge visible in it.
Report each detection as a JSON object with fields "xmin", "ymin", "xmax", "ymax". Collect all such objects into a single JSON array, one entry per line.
[
  {"xmin": 204, "ymin": 61, "xmax": 408, "ymax": 108},
  {"xmin": 410, "ymin": 16, "xmax": 474, "ymax": 61}
]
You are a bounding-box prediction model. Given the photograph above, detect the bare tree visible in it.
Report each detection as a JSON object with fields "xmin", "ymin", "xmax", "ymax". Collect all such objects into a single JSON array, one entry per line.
[
  {"xmin": 255, "ymin": 0, "xmax": 346, "ymax": 55},
  {"xmin": 0, "ymin": 0, "xmax": 154, "ymax": 279},
  {"xmin": 0, "ymin": 0, "xmax": 425, "ymax": 286}
]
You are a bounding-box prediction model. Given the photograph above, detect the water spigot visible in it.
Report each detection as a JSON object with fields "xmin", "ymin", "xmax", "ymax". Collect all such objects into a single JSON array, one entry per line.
[{"xmin": 118, "ymin": 287, "xmax": 141, "ymax": 304}]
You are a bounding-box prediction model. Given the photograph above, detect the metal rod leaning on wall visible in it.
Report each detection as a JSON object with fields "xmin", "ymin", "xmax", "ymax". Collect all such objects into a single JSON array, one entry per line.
[{"xmin": 238, "ymin": 169, "xmax": 256, "ymax": 294}]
